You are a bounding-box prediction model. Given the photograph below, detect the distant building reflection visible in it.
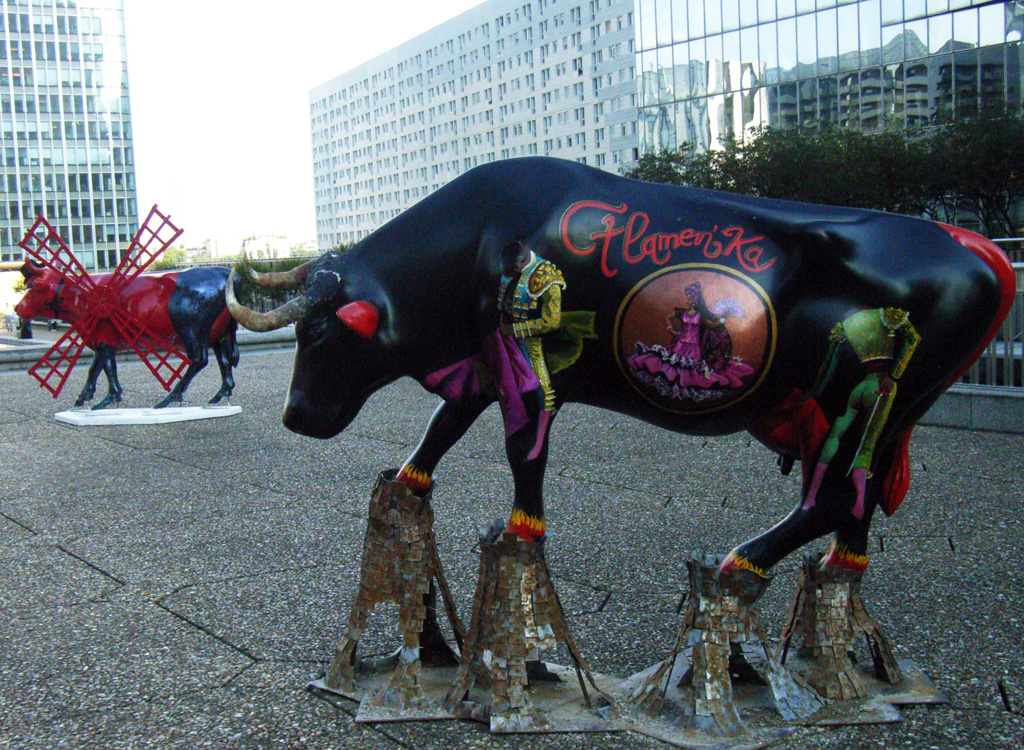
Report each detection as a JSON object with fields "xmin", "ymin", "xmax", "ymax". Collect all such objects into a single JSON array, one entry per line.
[{"xmin": 637, "ymin": 0, "xmax": 1024, "ymax": 153}]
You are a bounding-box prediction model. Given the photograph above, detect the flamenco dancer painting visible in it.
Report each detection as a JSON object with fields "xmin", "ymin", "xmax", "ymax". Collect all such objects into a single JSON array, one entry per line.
[{"xmin": 628, "ymin": 281, "xmax": 755, "ymax": 403}]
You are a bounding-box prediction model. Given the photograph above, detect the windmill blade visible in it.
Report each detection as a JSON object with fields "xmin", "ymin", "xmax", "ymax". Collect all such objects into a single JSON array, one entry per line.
[
  {"xmin": 27, "ymin": 323, "xmax": 94, "ymax": 398},
  {"xmin": 112, "ymin": 205, "xmax": 184, "ymax": 286},
  {"xmin": 108, "ymin": 308, "xmax": 191, "ymax": 391},
  {"xmin": 17, "ymin": 215, "xmax": 96, "ymax": 292}
]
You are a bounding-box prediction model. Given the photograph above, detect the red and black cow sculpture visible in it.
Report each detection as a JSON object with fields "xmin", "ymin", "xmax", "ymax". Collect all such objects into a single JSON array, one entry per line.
[
  {"xmin": 227, "ymin": 156, "xmax": 1014, "ymax": 580},
  {"xmin": 16, "ymin": 263, "xmax": 240, "ymax": 410}
]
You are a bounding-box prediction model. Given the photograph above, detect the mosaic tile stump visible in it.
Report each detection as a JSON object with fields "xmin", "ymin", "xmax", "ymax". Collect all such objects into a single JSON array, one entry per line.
[
  {"xmin": 315, "ymin": 469, "xmax": 463, "ymax": 719},
  {"xmin": 442, "ymin": 529, "xmax": 619, "ymax": 734}
]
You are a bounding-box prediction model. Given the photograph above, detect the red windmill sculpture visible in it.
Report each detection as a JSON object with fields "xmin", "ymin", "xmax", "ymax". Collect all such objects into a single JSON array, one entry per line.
[{"xmin": 18, "ymin": 205, "xmax": 190, "ymax": 400}]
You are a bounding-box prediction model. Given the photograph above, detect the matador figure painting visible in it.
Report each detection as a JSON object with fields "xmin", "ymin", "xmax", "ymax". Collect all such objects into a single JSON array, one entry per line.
[
  {"xmin": 497, "ymin": 240, "xmax": 566, "ymax": 460},
  {"xmin": 802, "ymin": 307, "xmax": 921, "ymax": 519}
]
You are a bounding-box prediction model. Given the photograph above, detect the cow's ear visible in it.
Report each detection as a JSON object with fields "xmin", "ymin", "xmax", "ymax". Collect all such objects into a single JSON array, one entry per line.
[{"xmin": 336, "ymin": 301, "xmax": 379, "ymax": 339}]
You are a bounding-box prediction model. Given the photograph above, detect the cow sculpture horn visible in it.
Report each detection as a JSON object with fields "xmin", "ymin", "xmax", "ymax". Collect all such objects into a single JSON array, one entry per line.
[
  {"xmin": 0, "ymin": 261, "xmax": 26, "ymax": 271},
  {"xmin": 225, "ymin": 269, "xmax": 310, "ymax": 332},
  {"xmin": 242, "ymin": 256, "xmax": 315, "ymax": 291},
  {"xmin": 19, "ymin": 260, "xmax": 45, "ymax": 278}
]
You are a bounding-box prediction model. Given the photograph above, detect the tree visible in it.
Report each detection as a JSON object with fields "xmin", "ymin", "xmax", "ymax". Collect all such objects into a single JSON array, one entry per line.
[
  {"xmin": 928, "ymin": 107, "xmax": 1024, "ymax": 237},
  {"xmin": 150, "ymin": 247, "xmax": 187, "ymax": 271}
]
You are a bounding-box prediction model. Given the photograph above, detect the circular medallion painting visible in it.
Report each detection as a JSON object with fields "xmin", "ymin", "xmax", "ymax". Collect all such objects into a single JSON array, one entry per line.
[{"xmin": 614, "ymin": 264, "xmax": 776, "ymax": 414}]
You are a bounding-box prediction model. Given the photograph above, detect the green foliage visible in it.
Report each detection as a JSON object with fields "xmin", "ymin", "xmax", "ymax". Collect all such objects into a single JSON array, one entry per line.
[
  {"xmin": 149, "ymin": 247, "xmax": 187, "ymax": 271},
  {"xmin": 12, "ymin": 275, "xmax": 26, "ymax": 294},
  {"xmin": 624, "ymin": 108, "xmax": 1024, "ymax": 237}
]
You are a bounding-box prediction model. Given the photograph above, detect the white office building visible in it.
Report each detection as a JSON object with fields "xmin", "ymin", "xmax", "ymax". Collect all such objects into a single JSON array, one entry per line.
[{"xmin": 310, "ymin": 0, "xmax": 639, "ymax": 247}]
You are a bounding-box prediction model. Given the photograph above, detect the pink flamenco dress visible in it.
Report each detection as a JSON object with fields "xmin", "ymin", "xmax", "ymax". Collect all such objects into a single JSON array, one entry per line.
[{"xmin": 628, "ymin": 310, "xmax": 753, "ymax": 402}]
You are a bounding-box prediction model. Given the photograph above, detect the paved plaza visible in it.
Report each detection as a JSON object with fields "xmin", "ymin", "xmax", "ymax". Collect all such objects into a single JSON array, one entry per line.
[{"xmin": 0, "ymin": 344, "xmax": 1021, "ymax": 748}]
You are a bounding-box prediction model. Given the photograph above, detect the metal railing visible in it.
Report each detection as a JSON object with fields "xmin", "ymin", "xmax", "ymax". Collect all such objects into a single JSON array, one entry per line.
[{"xmin": 959, "ymin": 261, "xmax": 1023, "ymax": 390}]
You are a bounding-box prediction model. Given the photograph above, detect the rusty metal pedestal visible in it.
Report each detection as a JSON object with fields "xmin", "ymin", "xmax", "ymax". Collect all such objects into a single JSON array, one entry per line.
[
  {"xmin": 778, "ymin": 553, "xmax": 903, "ymax": 701},
  {"xmin": 623, "ymin": 554, "xmax": 822, "ymax": 748},
  {"xmin": 443, "ymin": 530, "xmax": 618, "ymax": 734},
  {"xmin": 312, "ymin": 470, "xmax": 463, "ymax": 720}
]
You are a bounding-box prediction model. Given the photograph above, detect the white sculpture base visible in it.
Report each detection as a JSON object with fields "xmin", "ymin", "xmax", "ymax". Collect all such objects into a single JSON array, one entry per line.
[{"xmin": 54, "ymin": 405, "xmax": 241, "ymax": 426}]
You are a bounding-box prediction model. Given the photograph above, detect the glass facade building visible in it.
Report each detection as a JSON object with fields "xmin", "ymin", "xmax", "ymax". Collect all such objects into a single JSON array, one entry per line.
[
  {"xmin": 1, "ymin": 0, "xmax": 138, "ymax": 270},
  {"xmin": 635, "ymin": 0, "xmax": 1024, "ymax": 152}
]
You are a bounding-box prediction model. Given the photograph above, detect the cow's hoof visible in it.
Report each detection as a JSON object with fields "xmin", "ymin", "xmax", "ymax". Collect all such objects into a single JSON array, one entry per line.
[
  {"xmin": 91, "ymin": 394, "xmax": 120, "ymax": 411},
  {"xmin": 153, "ymin": 394, "xmax": 182, "ymax": 409},
  {"xmin": 208, "ymin": 390, "xmax": 231, "ymax": 405},
  {"xmin": 74, "ymin": 397, "xmax": 89, "ymax": 407}
]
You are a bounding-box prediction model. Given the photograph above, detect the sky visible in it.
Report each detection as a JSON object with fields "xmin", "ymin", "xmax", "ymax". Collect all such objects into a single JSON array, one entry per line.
[{"xmin": 122, "ymin": 0, "xmax": 485, "ymax": 252}]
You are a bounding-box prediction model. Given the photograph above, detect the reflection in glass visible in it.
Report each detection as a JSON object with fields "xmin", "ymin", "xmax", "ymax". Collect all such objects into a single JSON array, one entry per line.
[
  {"xmin": 820, "ymin": 75, "xmax": 840, "ymax": 124},
  {"xmin": 928, "ymin": 12, "xmax": 952, "ymax": 54},
  {"xmin": 741, "ymin": 26, "xmax": 759, "ymax": 64},
  {"xmin": 1009, "ymin": 1, "xmax": 1024, "ymax": 43},
  {"xmin": 905, "ymin": 19, "xmax": 929, "ymax": 57},
  {"xmin": 707, "ymin": 0, "xmax": 724, "ymax": 36},
  {"xmin": 978, "ymin": 44, "xmax": 1006, "ymax": 112},
  {"xmin": 723, "ymin": 0, "xmax": 741, "ymax": 32},
  {"xmin": 688, "ymin": 0, "xmax": 706, "ymax": 42},
  {"xmin": 904, "ymin": 59, "xmax": 932, "ymax": 124},
  {"xmin": 905, "ymin": 0, "xmax": 926, "ymax": 22},
  {"xmin": 798, "ymin": 77, "xmax": 819, "ymax": 127},
  {"xmin": 668, "ymin": 0, "xmax": 689, "ymax": 44},
  {"xmin": 978, "ymin": 3, "xmax": 1002, "ymax": 47},
  {"xmin": 952, "ymin": 7, "xmax": 979, "ymax": 47},
  {"xmin": 953, "ymin": 48, "xmax": 980, "ymax": 117},
  {"xmin": 724, "ymin": 30, "xmax": 741, "ymax": 63},
  {"xmin": 760, "ymin": 21, "xmax": 780, "ymax": 71},
  {"xmin": 638, "ymin": 0, "xmax": 658, "ymax": 50},
  {"xmin": 740, "ymin": 0, "xmax": 761, "ymax": 27},
  {"xmin": 779, "ymin": 17, "xmax": 799, "ymax": 78},
  {"xmin": 636, "ymin": 0, "xmax": 1021, "ymax": 159},
  {"xmin": 839, "ymin": 3, "xmax": 861, "ymax": 71},
  {"xmin": 1006, "ymin": 42, "xmax": 1021, "ymax": 108},
  {"xmin": 819, "ymin": 8, "xmax": 840, "ymax": 73}
]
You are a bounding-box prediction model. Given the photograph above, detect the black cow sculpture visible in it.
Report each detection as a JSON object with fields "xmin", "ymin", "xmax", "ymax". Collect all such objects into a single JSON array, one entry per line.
[{"xmin": 228, "ymin": 156, "xmax": 1014, "ymax": 583}]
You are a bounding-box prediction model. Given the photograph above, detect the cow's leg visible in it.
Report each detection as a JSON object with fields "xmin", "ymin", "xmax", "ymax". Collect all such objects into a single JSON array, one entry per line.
[
  {"xmin": 154, "ymin": 338, "xmax": 208, "ymax": 409},
  {"xmin": 80, "ymin": 344, "xmax": 123, "ymax": 410},
  {"xmin": 209, "ymin": 334, "xmax": 236, "ymax": 404},
  {"xmin": 721, "ymin": 473, "xmax": 855, "ymax": 576},
  {"xmin": 391, "ymin": 396, "xmax": 492, "ymax": 668},
  {"xmin": 74, "ymin": 349, "xmax": 107, "ymax": 407},
  {"xmin": 397, "ymin": 396, "xmax": 493, "ymax": 493},
  {"xmin": 504, "ymin": 405, "xmax": 555, "ymax": 541}
]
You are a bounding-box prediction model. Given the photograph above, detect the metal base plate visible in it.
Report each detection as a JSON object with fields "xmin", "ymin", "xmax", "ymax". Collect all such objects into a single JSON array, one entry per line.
[
  {"xmin": 310, "ymin": 661, "xmax": 623, "ymax": 734},
  {"xmin": 611, "ymin": 651, "xmax": 943, "ymax": 748},
  {"xmin": 613, "ymin": 654, "xmax": 799, "ymax": 750},
  {"xmin": 782, "ymin": 656, "xmax": 947, "ymax": 716},
  {"xmin": 54, "ymin": 405, "xmax": 241, "ymax": 425},
  {"xmin": 309, "ymin": 650, "xmax": 943, "ymax": 746}
]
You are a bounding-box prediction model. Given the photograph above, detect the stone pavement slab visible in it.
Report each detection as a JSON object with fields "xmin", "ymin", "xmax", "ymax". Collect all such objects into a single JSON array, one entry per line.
[{"xmin": 0, "ymin": 348, "xmax": 1021, "ymax": 748}]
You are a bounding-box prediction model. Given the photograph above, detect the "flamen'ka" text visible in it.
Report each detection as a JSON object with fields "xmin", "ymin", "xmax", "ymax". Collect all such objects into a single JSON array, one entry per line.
[{"xmin": 559, "ymin": 200, "xmax": 777, "ymax": 278}]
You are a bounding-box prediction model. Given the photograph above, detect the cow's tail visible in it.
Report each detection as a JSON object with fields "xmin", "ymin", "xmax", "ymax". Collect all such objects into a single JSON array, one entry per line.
[{"xmin": 876, "ymin": 225, "xmax": 1016, "ymax": 517}]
